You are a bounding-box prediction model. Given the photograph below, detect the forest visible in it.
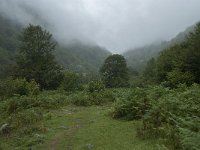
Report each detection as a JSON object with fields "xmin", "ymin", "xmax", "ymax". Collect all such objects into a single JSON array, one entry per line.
[{"xmin": 0, "ymin": 7, "xmax": 200, "ymax": 150}]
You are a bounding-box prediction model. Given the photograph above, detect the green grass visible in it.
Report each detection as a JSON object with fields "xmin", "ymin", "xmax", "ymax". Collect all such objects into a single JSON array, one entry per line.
[
  {"xmin": 0, "ymin": 105, "xmax": 165, "ymax": 150},
  {"xmin": 36, "ymin": 105, "xmax": 163, "ymax": 150}
]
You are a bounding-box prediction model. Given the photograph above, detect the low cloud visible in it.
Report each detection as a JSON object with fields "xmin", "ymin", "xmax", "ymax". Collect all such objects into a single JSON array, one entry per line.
[{"xmin": 1, "ymin": 0, "xmax": 200, "ymax": 53}]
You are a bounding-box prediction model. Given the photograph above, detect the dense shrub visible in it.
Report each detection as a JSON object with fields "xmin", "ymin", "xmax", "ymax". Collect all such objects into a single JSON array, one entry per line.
[
  {"xmin": 87, "ymin": 80, "xmax": 105, "ymax": 93},
  {"xmin": 113, "ymin": 88, "xmax": 146, "ymax": 120},
  {"xmin": 142, "ymin": 84, "xmax": 200, "ymax": 149},
  {"xmin": 113, "ymin": 84, "xmax": 200, "ymax": 149},
  {"xmin": 8, "ymin": 108, "xmax": 43, "ymax": 127},
  {"xmin": 68, "ymin": 90, "xmax": 115, "ymax": 106},
  {"xmin": 68, "ymin": 92, "xmax": 90, "ymax": 106},
  {"xmin": 59, "ymin": 71, "xmax": 81, "ymax": 91},
  {"xmin": 0, "ymin": 78, "xmax": 39, "ymax": 100},
  {"xmin": 0, "ymin": 91, "xmax": 70, "ymax": 137},
  {"xmin": 113, "ymin": 86, "xmax": 169, "ymax": 120}
]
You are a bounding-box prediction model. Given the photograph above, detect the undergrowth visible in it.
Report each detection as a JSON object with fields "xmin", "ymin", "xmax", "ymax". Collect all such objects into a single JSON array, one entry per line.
[{"xmin": 113, "ymin": 84, "xmax": 200, "ymax": 150}]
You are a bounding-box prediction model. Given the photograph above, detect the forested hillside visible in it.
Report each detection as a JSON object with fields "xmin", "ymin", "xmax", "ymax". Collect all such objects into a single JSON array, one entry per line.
[
  {"xmin": 0, "ymin": 14, "xmax": 21, "ymax": 77},
  {"xmin": 124, "ymin": 25, "xmax": 195, "ymax": 72},
  {"xmin": 1, "ymin": 2, "xmax": 200, "ymax": 149},
  {"xmin": 143, "ymin": 22, "xmax": 200, "ymax": 86},
  {"xmin": 56, "ymin": 42, "xmax": 111, "ymax": 74},
  {"xmin": 0, "ymin": 15, "xmax": 110, "ymax": 77}
]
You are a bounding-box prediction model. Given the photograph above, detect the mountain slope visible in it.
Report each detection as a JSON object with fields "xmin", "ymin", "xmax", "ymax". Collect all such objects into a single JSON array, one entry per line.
[
  {"xmin": 0, "ymin": 14, "xmax": 22, "ymax": 77},
  {"xmin": 123, "ymin": 25, "xmax": 195, "ymax": 72},
  {"xmin": 0, "ymin": 15, "xmax": 111, "ymax": 77},
  {"xmin": 56, "ymin": 42, "xmax": 111, "ymax": 73}
]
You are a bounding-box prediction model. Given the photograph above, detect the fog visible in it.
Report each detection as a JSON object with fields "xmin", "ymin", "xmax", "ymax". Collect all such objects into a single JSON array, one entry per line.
[{"xmin": 0, "ymin": 0, "xmax": 200, "ymax": 53}]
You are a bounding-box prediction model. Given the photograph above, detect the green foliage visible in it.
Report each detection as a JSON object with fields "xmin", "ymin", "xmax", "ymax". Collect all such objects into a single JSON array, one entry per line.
[
  {"xmin": 166, "ymin": 70, "xmax": 195, "ymax": 87},
  {"xmin": 144, "ymin": 22, "xmax": 200, "ymax": 87},
  {"xmin": 15, "ymin": 24, "xmax": 64, "ymax": 90},
  {"xmin": 68, "ymin": 90, "xmax": 115, "ymax": 106},
  {"xmin": 179, "ymin": 127, "xmax": 200, "ymax": 150},
  {"xmin": 0, "ymin": 90, "xmax": 71, "ymax": 140},
  {"xmin": 0, "ymin": 15, "xmax": 110, "ymax": 77},
  {"xmin": 8, "ymin": 108, "xmax": 43, "ymax": 127},
  {"xmin": 141, "ymin": 85, "xmax": 200, "ymax": 149},
  {"xmin": 0, "ymin": 15, "xmax": 21, "ymax": 78},
  {"xmin": 87, "ymin": 80, "xmax": 105, "ymax": 93},
  {"xmin": 113, "ymin": 84, "xmax": 200, "ymax": 149},
  {"xmin": 124, "ymin": 25, "xmax": 194, "ymax": 73},
  {"xmin": 143, "ymin": 58, "xmax": 157, "ymax": 85},
  {"xmin": 113, "ymin": 88, "xmax": 146, "ymax": 120},
  {"xmin": 113, "ymin": 86, "xmax": 168, "ymax": 120},
  {"xmin": 0, "ymin": 78, "xmax": 39, "ymax": 100},
  {"xmin": 59, "ymin": 71, "xmax": 81, "ymax": 91},
  {"xmin": 56, "ymin": 42, "xmax": 111, "ymax": 74},
  {"xmin": 68, "ymin": 92, "xmax": 90, "ymax": 106},
  {"xmin": 100, "ymin": 54, "xmax": 129, "ymax": 88}
]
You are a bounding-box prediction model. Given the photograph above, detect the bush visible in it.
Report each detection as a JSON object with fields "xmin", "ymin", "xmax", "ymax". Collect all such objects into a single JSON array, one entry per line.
[
  {"xmin": 139, "ymin": 85, "xmax": 200, "ymax": 149},
  {"xmin": 112, "ymin": 88, "xmax": 150, "ymax": 120},
  {"xmin": 0, "ymin": 78, "xmax": 39, "ymax": 100},
  {"xmin": 5, "ymin": 96, "xmax": 37, "ymax": 114},
  {"xmin": 59, "ymin": 71, "xmax": 81, "ymax": 91},
  {"xmin": 87, "ymin": 80, "xmax": 105, "ymax": 93},
  {"xmin": 8, "ymin": 108, "xmax": 43, "ymax": 128},
  {"xmin": 3, "ymin": 92, "xmax": 69, "ymax": 115},
  {"xmin": 0, "ymin": 91, "xmax": 70, "ymax": 137},
  {"xmin": 112, "ymin": 84, "xmax": 200, "ymax": 149},
  {"xmin": 69, "ymin": 90, "xmax": 115, "ymax": 106},
  {"xmin": 68, "ymin": 92, "xmax": 90, "ymax": 106}
]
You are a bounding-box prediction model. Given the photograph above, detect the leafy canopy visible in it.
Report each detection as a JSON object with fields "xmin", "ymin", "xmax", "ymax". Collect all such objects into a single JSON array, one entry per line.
[
  {"xmin": 15, "ymin": 24, "xmax": 64, "ymax": 90},
  {"xmin": 100, "ymin": 54, "xmax": 129, "ymax": 88}
]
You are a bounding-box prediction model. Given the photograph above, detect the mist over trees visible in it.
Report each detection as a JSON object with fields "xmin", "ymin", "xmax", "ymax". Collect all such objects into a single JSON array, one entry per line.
[
  {"xmin": 0, "ymin": 3, "xmax": 200, "ymax": 149},
  {"xmin": 143, "ymin": 22, "xmax": 200, "ymax": 87},
  {"xmin": 0, "ymin": 14, "xmax": 110, "ymax": 78},
  {"xmin": 124, "ymin": 25, "xmax": 195, "ymax": 73}
]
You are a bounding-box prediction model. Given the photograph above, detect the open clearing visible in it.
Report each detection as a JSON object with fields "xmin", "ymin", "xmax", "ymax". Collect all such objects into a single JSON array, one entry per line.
[{"xmin": 31, "ymin": 105, "xmax": 162, "ymax": 150}]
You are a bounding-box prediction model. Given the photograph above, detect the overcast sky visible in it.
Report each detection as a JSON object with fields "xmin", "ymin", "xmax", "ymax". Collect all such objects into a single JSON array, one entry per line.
[{"xmin": 0, "ymin": 0, "xmax": 200, "ymax": 53}]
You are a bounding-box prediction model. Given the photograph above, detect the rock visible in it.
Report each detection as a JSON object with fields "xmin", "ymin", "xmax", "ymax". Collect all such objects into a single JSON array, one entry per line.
[
  {"xmin": 58, "ymin": 126, "xmax": 68, "ymax": 130},
  {"xmin": 0, "ymin": 123, "xmax": 10, "ymax": 135},
  {"xmin": 85, "ymin": 143, "xmax": 94, "ymax": 149}
]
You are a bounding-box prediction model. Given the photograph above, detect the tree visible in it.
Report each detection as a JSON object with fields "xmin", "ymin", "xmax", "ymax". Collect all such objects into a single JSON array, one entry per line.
[
  {"xmin": 59, "ymin": 71, "xmax": 80, "ymax": 91},
  {"xmin": 184, "ymin": 22, "xmax": 200, "ymax": 83},
  {"xmin": 15, "ymin": 24, "xmax": 64, "ymax": 90},
  {"xmin": 100, "ymin": 54, "xmax": 129, "ymax": 88},
  {"xmin": 143, "ymin": 58, "xmax": 157, "ymax": 84}
]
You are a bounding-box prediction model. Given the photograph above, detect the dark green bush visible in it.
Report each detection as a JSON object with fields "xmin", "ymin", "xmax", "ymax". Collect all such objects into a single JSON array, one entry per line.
[
  {"xmin": 138, "ymin": 84, "xmax": 200, "ymax": 149},
  {"xmin": 59, "ymin": 71, "xmax": 81, "ymax": 91},
  {"xmin": 69, "ymin": 90, "xmax": 115, "ymax": 106},
  {"xmin": 112, "ymin": 88, "xmax": 150, "ymax": 120},
  {"xmin": 0, "ymin": 91, "xmax": 70, "ymax": 137},
  {"xmin": 8, "ymin": 108, "xmax": 43, "ymax": 127},
  {"xmin": 4, "ymin": 92, "xmax": 69, "ymax": 114},
  {"xmin": 68, "ymin": 92, "xmax": 90, "ymax": 106},
  {"xmin": 0, "ymin": 78, "xmax": 39, "ymax": 100},
  {"xmin": 5, "ymin": 96, "xmax": 37, "ymax": 114},
  {"xmin": 87, "ymin": 80, "xmax": 105, "ymax": 93},
  {"xmin": 112, "ymin": 84, "xmax": 200, "ymax": 149}
]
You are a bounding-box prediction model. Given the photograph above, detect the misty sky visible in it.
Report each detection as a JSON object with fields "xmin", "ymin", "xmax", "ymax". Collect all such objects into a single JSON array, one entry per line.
[{"xmin": 0, "ymin": 0, "xmax": 200, "ymax": 53}]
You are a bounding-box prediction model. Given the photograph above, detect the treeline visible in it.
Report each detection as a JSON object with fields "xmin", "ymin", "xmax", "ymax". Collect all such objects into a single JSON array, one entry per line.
[
  {"xmin": 142, "ymin": 22, "xmax": 200, "ymax": 87},
  {"xmin": 124, "ymin": 24, "xmax": 195, "ymax": 73},
  {"xmin": 0, "ymin": 14, "xmax": 111, "ymax": 78},
  {"xmin": 0, "ymin": 15, "xmax": 21, "ymax": 78},
  {"xmin": 0, "ymin": 24, "xmax": 119, "ymax": 149},
  {"xmin": 111, "ymin": 22, "xmax": 200, "ymax": 149}
]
